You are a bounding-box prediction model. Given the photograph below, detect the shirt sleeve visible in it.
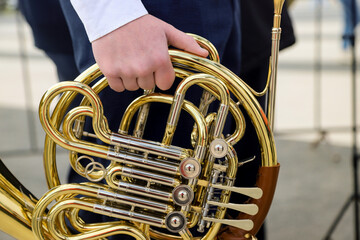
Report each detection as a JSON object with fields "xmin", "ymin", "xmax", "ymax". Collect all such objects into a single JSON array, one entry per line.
[{"xmin": 70, "ymin": 0, "xmax": 148, "ymax": 42}]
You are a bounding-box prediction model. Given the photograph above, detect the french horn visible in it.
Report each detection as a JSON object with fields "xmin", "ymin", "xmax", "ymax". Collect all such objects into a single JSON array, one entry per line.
[{"xmin": 0, "ymin": 0, "xmax": 285, "ymax": 239}]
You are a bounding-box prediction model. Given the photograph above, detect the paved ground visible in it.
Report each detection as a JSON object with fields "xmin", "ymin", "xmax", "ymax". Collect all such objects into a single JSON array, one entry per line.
[{"xmin": 0, "ymin": 0, "xmax": 359, "ymax": 239}]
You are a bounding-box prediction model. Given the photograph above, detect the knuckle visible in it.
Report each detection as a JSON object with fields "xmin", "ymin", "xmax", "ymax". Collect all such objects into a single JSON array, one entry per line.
[
  {"xmin": 99, "ymin": 63, "xmax": 120, "ymax": 78},
  {"xmin": 156, "ymin": 71, "xmax": 175, "ymax": 91},
  {"xmin": 127, "ymin": 85, "xmax": 140, "ymax": 91},
  {"xmin": 108, "ymin": 81, "xmax": 125, "ymax": 92},
  {"xmin": 145, "ymin": 82, "xmax": 155, "ymax": 90},
  {"xmin": 122, "ymin": 78, "xmax": 139, "ymax": 91},
  {"xmin": 186, "ymin": 34, "xmax": 198, "ymax": 45},
  {"xmin": 151, "ymin": 51, "xmax": 168, "ymax": 65},
  {"xmin": 139, "ymin": 81, "xmax": 154, "ymax": 91},
  {"xmin": 156, "ymin": 54, "xmax": 170, "ymax": 66},
  {"xmin": 113, "ymin": 86, "xmax": 125, "ymax": 92},
  {"xmin": 121, "ymin": 67, "xmax": 137, "ymax": 80},
  {"xmin": 136, "ymin": 66, "xmax": 152, "ymax": 78}
]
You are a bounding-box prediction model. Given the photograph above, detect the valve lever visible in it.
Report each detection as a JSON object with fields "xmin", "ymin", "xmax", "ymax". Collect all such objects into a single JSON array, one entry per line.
[
  {"xmin": 207, "ymin": 201, "xmax": 259, "ymax": 215},
  {"xmin": 211, "ymin": 184, "xmax": 263, "ymax": 199},
  {"xmin": 238, "ymin": 156, "xmax": 256, "ymax": 167}
]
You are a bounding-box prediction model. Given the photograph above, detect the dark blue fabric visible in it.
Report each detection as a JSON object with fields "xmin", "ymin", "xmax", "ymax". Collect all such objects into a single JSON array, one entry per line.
[
  {"xmin": 18, "ymin": 0, "xmax": 74, "ymax": 54},
  {"xmin": 18, "ymin": 0, "xmax": 79, "ymax": 81},
  {"xmin": 58, "ymin": 0, "xmax": 95, "ymax": 73},
  {"xmin": 45, "ymin": 52, "xmax": 80, "ymax": 81}
]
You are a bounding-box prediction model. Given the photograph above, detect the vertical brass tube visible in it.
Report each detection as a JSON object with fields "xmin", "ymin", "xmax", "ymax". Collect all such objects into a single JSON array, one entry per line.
[
  {"xmin": 130, "ymin": 89, "xmax": 154, "ymax": 138},
  {"xmin": 266, "ymin": 0, "xmax": 286, "ymax": 129}
]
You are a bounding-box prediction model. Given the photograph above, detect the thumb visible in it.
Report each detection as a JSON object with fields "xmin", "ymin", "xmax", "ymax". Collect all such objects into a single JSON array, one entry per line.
[{"xmin": 165, "ymin": 25, "xmax": 209, "ymax": 58}]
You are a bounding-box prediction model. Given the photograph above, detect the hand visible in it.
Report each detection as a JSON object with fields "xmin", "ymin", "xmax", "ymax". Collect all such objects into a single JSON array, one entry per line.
[{"xmin": 92, "ymin": 14, "xmax": 208, "ymax": 92}]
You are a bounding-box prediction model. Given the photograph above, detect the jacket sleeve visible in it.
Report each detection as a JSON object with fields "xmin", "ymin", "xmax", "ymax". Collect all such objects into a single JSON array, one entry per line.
[{"xmin": 70, "ymin": 0, "xmax": 148, "ymax": 42}]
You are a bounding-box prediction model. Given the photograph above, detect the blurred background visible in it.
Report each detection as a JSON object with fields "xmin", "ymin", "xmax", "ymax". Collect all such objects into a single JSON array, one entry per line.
[{"xmin": 0, "ymin": 0, "xmax": 359, "ymax": 239}]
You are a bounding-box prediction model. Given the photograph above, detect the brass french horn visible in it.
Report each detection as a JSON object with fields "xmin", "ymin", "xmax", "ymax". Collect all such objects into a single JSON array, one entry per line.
[{"xmin": 0, "ymin": 0, "xmax": 285, "ymax": 239}]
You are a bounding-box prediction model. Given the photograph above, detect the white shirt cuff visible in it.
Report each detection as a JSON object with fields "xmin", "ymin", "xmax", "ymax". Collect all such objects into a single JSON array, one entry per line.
[{"xmin": 70, "ymin": 0, "xmax": 148, "ymax": 42}]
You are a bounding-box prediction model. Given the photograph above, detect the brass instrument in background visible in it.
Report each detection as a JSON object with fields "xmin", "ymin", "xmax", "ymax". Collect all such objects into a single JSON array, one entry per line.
[{"xmin": 0, "ymin": 0, "xmax": 285, "ymax": 239}]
